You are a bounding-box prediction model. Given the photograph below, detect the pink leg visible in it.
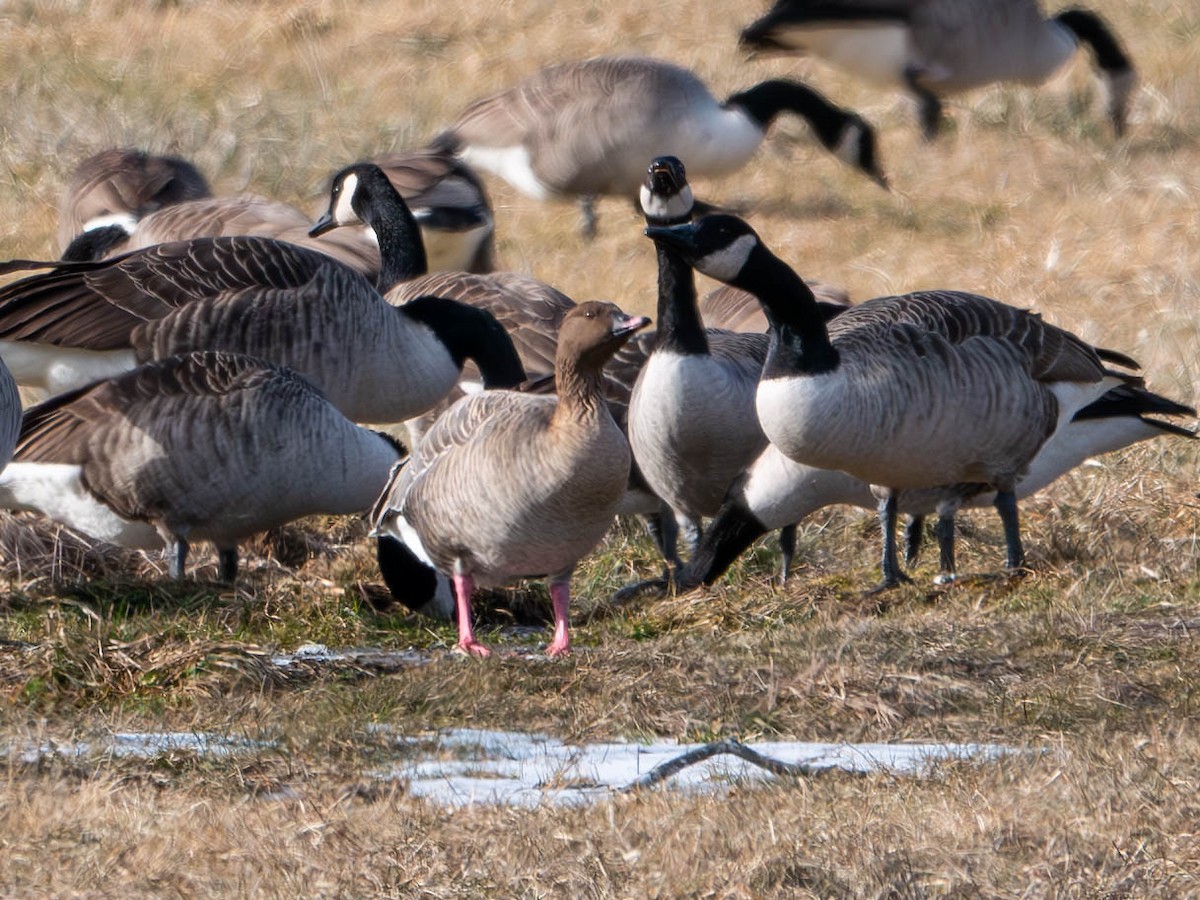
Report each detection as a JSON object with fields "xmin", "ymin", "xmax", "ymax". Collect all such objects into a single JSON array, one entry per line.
[
  {"xmin": 452, "ymin": 571, "xmax": 490, "ymax": 658},
  {"xmin": 546, "ymin": 578, "xmax": 571, "ymax": 657}
]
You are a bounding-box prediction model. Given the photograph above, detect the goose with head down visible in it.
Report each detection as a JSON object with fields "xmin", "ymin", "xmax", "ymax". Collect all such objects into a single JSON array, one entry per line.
[
  {"xmin": 371, "ymin": 301, "xmax": 649, "ymax": 658},
  {"xmin": 431, "ymin": 55, "xmax": 887, "ymax": 237},
  {"xmin": 646, "ymin": 213, "xmax": 1141, "ymax": 590},
  {"xmin": 740, "ymin": 0, "xmax": 1135, "ymax": 140}
]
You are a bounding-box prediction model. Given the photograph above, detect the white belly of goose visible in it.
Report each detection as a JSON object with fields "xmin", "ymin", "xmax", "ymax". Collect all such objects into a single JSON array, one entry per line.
[
  {"xmin": 0, "ymin": 463, "xmax": 163, "ymax": 549},
  {"xmin": 629, "ymin": 352, "xmax": 764, "ymax": 519},
  {"xmin": 0, "ymin": 341, "xmax": 138, "ymax": 396},
  {"xmin": 777, "ymin": 24, "xmax": 914, "ymax": 86},
  {"xmin": 458, "ymin": 145, "xmax": 550, "ymax": 200},
  {"xmin": 664, "ymin": 107, "xmax": 765, "ymax": 180}
]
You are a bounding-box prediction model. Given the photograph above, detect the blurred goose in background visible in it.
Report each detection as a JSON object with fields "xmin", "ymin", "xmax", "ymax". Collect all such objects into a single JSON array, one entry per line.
[
  {"xmin": 647, "ymin": 383, "xmax": 1195, "ymax": 592},
  {"xmin": 647, "ymin": 213, "xmax": 1141, "ymax": 590},
  {"xmin": 0, "ymin": 218, "xmax": 524, "ymax": 419},
  {"xmin": 431, "ymin": 55, "xmax": 887, "ymax": 237},
  {"xmin": 58, "ymin": 147, "xmax": 495, "ymax": 276},
  {"xmin": 740, "ymin": 0, "xmax": 1135, "ymax": 139},
  {"xmin": 56, "ymin": 148, "xmax": 210, "ymax": 254},
  {"xmin": 371, "ymin": 301, "xmax": 649, "ymax": 657},
  {"xmin": 0, "ymin": 352, "xmax": 404, "ymax": 581}
]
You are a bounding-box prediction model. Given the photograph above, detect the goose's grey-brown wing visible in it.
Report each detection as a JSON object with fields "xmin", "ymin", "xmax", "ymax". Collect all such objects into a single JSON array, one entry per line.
[{"xmin": 0, "ymin": 237, "xmax": 355, "ymax": 351}]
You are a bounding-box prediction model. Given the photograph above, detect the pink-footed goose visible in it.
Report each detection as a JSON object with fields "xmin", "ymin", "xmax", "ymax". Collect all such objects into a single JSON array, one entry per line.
[
  {"xmin": 371, "ymin": 301, "xmax": 649, "ymax": 657},
  {"xmin": 0, "ymin": 352, "xmax": 404, "ymax": 580},
  {"xmin": 740, "ymin": 0, "xmax": 1135, "ymax": 140},
  {"xmin": 0, "ymin": 179, "xmax": 524, "ymax": 419},
  {"xmin": 646, "ymin": 213, "xmax": 1144, "ymax": 591},
  {"xmin": 431, "ymin": 55, "xmax": 886, "ymax": 237}
]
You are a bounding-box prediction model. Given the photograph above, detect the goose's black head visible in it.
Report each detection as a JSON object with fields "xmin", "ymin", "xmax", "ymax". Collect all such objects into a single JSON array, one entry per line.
[
  {"xmin": 644, "ymin": 214, "xmax": 761, "ymax": 287},
  {"xmin": 311, "ymin": 163, "xmax": 407, "ymax": 236},
  {"xmin": 639, "ymin": 156, "xmax": 694, "ymax": 226}
]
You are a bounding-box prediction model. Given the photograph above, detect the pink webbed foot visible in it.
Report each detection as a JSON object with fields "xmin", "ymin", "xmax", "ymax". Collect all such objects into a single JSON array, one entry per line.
[
  {"xmin": 455, "ymin": 638, "xmax": 492, "ymax": 658},
  {"xmin": 452, "ymin": 571, "xmax": 490, "ymax": 658},
  {"xmin": 546, "ymin": 578, "xmax": 572, "ymax": 658}
]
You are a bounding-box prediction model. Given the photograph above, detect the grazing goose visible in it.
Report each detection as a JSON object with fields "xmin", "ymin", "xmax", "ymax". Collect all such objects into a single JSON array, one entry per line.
[
  {"xmin": 646, "ymin": 213, "xmax": 1138, "ymax": 590},
  {"xmin": 431, "ymin": 55, "xmax": 887, "ymax": 236},
  {"xmin": 0, "ymin": 231, "xmax": 525, "ymax": 420},
  {"xmin": 371, "ymin": 301, "xmax": 649, "ymax": 657},
  {"xmin": 659, "ymin": 383, "xmax": 1195, "ymax": 591},
  {"xmin": 57, "ymin": 148, "xmax": 211, "ymax": 254},
  {"xmin": 740, "ymin": 0, "xmax": 1135, "ymax": 139},
  {"xmin": 0, "ymin": 352, "xmax": 404, "ymax": 580}
]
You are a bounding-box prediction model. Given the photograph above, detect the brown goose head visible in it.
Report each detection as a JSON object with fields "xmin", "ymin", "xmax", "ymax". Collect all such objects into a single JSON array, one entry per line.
[{"xmin": 556, "ymin": 301, "xmax": 651, "ymax": 374}]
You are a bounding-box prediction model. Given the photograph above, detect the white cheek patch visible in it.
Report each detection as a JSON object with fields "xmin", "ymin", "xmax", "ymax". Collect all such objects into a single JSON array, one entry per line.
[
  {"xmin": 332, "ymin": 172, "xmax": 361, "ymax": 225},
  {"xmin": 639, "ymin": 183, "xmax": 694, "ymax": 221},
  {"xmin": 697, "ymin": 233, "xmax": 756, "ymax": 282}
]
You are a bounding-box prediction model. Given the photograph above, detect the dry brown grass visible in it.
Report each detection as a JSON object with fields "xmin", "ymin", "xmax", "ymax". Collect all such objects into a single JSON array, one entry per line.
[{"xmin": 1, "ymin": 0, "xmax": 1200, "ymax": 895}]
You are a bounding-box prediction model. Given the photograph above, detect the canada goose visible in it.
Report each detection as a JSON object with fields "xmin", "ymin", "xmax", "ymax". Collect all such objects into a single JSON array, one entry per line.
[
  {"xmin": 658, "ymin": 383, "xmax": 1195, "ymax": 590},
  {"xmin": 58, "ymin": 147, "xmax": 495, "ymax": 276},
  {"xmin": 431, "ymin": 55, "xmax": 887, "ymax": 237},
  {"xmin": 628, "ymin": 157, "xmax": 771, "ymax": 570},
  {"xmin": 372, "ymin": 301, "xmax": 649, "ymax": 657},
  {"xmin": 0, "ymin": 352, "xmax": 404, "ymax": 580},
  {"xmin": 646, "ymin": 213, "xmax": 1138, "ymax": 590},
  {"xmin": 700, "ymin": 280, "xmax": 850, "ymax": 333},
  {"xmin": 740, "ymin": 0, "xmax": 1135, "ymax": 139},
  {"xmin": 57, "ymin": 149, "xmax": 211, "ymax": 254},
  {"xmin": 0, "ymin": 231, "xmax": 525, "ymax": 420}
]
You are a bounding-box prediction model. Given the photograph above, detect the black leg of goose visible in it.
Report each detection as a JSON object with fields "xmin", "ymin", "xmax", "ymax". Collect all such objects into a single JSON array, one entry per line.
[
  {"xmin": 903, "ymin": 515, "xmax": 925, "ymax": 567},
  {"xmin": 168, "ymin": 538, "xmax": 189, "ymax": 580},
  {"xmin": 778, "ymin": 525, "xmax": 797, "ymax": 584},
  {"xmin": 218, "ymin": 548, "xmax": 239, "ymax": 583},
  {"xmin": 871, "ymin": 491, "xmax": 913, "ymax": 593},
  {"xmin": 934, "ymin": 512, "xmax": 957, "ymax": 580},
  {"xmin": 579, "ymin": 196, "xmax": 598, "ymax": 240},
  {"xmin": 904, "ymin": 66, "xmax": 943, "ymax": 141},
  {"xmin": 993, "ymin": 490, "xmax": 1024, "ymax": 572}
]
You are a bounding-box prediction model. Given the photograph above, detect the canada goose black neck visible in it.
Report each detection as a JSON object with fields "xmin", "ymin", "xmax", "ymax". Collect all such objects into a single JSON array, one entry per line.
[
  {"xmin": 314, "ymin": 164, "xmax": 428, "ymax": 291},
  {"xmin": 733, "ymin": 242, "xmax": 839, "ymax": 377},
  {"xmin": 726, "ymin": 80, "xmax": 843, "ymax": 140},
  {"xmin": 640, "ymin": 157, "xmax": 707, "ymax": 356},
  {"xmin": 354, "ymin": 166, "xmax": 428, "ymax": 291},
  {"xmin": 400, "ymin": 295, "xmax": 526, "ymax": 388},
  {"xmin": 680, "ymin": 495, "xmax": 770, "ymax": 587},
  {"xmin": 653, "ymin": 243, "xmax": 709, "ymax": 356},
  {"xmin": 1053, "ymin": 9, "xmax": 1133, "ymax": 76}
]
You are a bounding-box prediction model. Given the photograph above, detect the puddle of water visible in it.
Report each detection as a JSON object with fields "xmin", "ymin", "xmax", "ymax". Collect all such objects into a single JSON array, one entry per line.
[{"xmin": 376, "ymin": 728, "xmax": 1020, "ymax": 808}]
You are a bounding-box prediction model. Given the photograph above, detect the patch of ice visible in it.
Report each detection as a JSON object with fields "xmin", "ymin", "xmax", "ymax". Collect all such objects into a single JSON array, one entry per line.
[
  {"xmin": 270, "ymin": 642, "xmax": 431, "ymax": 669},
  {"xmin": 376, "ymin": 728, "xmax": 1019, "ymax": 808}
]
